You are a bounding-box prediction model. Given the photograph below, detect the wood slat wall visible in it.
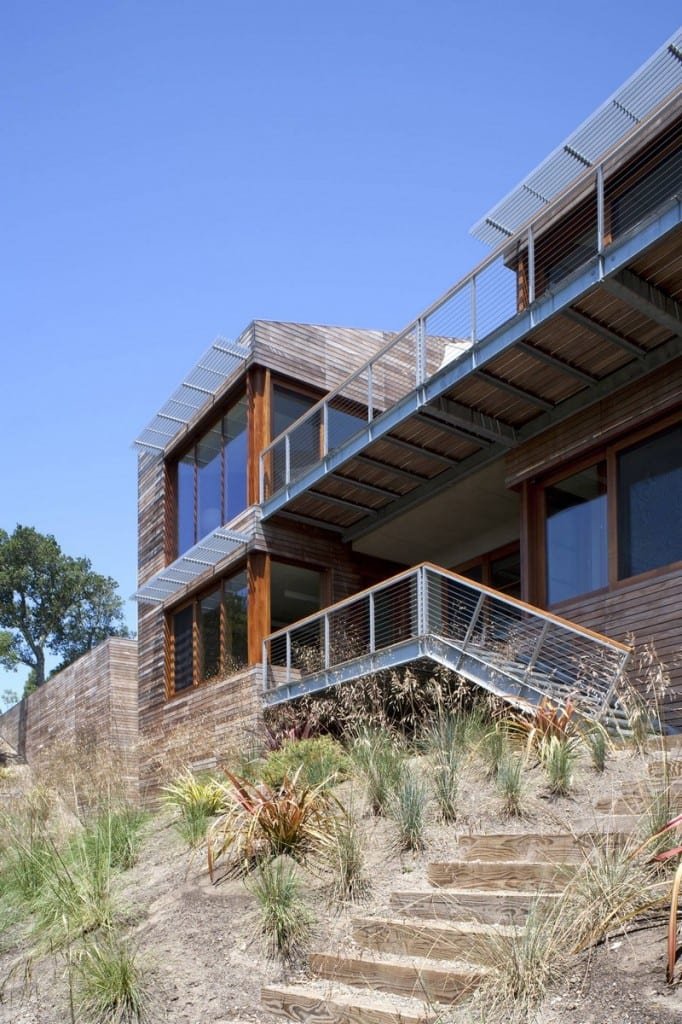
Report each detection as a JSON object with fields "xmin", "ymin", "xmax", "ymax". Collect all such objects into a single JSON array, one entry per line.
[
  {"xmin": 0, "ymin": 638, "xmax": 139, "ymax": 794},
  {"xmin": 507, "ymin": 360, "xmax": 682, "ymax": 729},
  {"xmin": 505, "ymin": 356, "xmax": 682, "ymax": 487}
]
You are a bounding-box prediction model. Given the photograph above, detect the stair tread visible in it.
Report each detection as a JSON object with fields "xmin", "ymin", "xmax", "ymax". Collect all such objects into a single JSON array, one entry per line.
[
  {"xmin": 311, "ymin": 949, "xmax": 487, "ymax": 973},
  {"xmin": 261, "ymin": 982, "xmax": 438, "ymax": 1023},
  {"xmin": 353, "ymin": 915, "xmax": 520, "ymax": 936}
]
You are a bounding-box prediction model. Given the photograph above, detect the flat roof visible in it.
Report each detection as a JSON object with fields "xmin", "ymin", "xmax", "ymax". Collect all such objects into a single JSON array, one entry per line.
[{"xmin": 471, "ymin": 29, "xmax": 682, "ymax": 247}]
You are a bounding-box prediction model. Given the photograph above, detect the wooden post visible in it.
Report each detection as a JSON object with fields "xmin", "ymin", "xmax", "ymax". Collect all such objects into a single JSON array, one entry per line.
[
  {"xmin": 247, "ymin": 366, "xmax": 270, "ymax": 506},
  {"xmin": 248, "ymin": 552, "xmax": 271, "ymax": 666}
]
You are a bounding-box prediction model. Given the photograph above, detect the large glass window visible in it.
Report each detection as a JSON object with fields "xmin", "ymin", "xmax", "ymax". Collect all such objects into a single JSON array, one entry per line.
[
  {"xmin": 618, "ymin": 423, "xmax": 682, "ymax": 579},
  {"xmin": 175, "ymin": 394, "xmax": 248, "ymax": 556},
  {"xmin": 271, "ymin": 386, "xmax": 319, "ymax": 492},
  {"xmin": 170, "ymin": 570, "xmax": 248, "ymax": 695},
  {"xmin": 545, "ymin": 465, "xmax": 607, "ymax": 604}
]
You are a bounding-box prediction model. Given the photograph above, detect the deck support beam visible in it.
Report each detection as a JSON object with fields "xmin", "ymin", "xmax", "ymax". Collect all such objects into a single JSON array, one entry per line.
[{"xmin": 602, "ymin": 269, "xmax": 682, "ymax": 338}]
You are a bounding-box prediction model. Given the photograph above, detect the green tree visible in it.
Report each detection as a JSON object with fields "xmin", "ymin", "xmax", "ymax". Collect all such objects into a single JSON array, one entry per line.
[{"xmin": 0, "ymin": 525, "xmax": 129, "ymax": 688}]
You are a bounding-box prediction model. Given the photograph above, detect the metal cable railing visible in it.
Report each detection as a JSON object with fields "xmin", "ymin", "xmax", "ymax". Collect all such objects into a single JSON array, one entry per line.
[
  {"xmin": 263, "ymin": 564, "xmax": 632, "ymax": 717},
  {"xmin": 260, "ymin": 94, "xmax": 682, "ymax": 503}
]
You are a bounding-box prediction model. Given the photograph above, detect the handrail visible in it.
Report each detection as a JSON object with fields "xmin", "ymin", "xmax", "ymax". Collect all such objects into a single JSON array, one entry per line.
[
  {"xmin": 264, "ymin": 561, "xmax": 631, "ymax": 654},
  {"xmin": 260, "ymin": 90, "xmax": 682, "ymax": 503},
  {"xmin": 262, "ymin": 564, "xmax": 631, "ymax": 719}
]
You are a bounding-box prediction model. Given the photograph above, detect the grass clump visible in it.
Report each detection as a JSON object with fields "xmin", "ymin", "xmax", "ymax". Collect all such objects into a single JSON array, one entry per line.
[
  {"xmin": 497, "ymin": 754, "xmax": 524, "ymax": 817},
  {"xmin": 390, "ymin": 767, "xmax": 428, "ymax": 852},
  {"xmin": 74, "ymin": 937, "xmax": 149, "ymax": 1024},
  {"xmin": 541, "ymin": 736, "xmax": 576, "ymax": 797},
  {"xmin": 423, "ymin": 712, "xmax": 462, "ymax": 823},
  {"xmin": 261, "ymin": 736, "xmax": 349, "ymax": 791},
  {"xmin": 320, "ymin": 808, "xmax": 370, "ymax": 903},
  {"xmin": 475, "ymin": 899, "xmax": 564, "ymax": 1021},
  {"xmin": 480, "ymin": 723, "xmax": 509, "ymax": 781},
  {"xmin": 249, "ymin": 857, "xmax": 314, "ymax": 963},
  {"xmin": 350, "ymin": 727, "xmax": 406, "ymax": 815},
  {"xmin": 583, "ymin": 724, "xmax": 608, "ymax": 773},
  {"xmin": 164, "ymin": 770, "xmax": 225, "ymax": 847}
]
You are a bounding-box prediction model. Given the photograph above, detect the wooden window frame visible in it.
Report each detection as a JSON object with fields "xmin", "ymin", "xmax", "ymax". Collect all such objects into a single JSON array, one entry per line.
[
  {"xmin": 452, "ymin": 540, "xmax": 521, "ymax": 589},
  {"xmin": 165, "ymin": 384, "xmax": 248, "ymax": 561},
  {"xmin": 531, "ymin": 409, "xmax": 682, "ymax": 610},
  {"xmin": 166, "ymin": 563, "xmax": 249, "ymax": 700}
]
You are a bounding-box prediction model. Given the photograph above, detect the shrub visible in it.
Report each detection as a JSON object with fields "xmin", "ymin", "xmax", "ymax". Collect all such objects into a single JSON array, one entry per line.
[
  {"xmin": 422, "ymin": 711, "xmax": 463, "ymax": 823},
  {"xmin": 260, "ymin": 737, "xmax": 350, "ymax": 791},
  {"xmin": 207, "ymin": 772, "xmax": 338, "ymax": 880},
  {"xmin": 74, "ymin": 937, "xmax": 149, "ymax": 1024},
  {"xmin": 248, "ymin": 857, "xmax": 314, "ymax": 963},
  {"xmin": 390, "ymin": 767, "xmax": 429, "ymax": 852},
  {"xmin": 349, "ymin": 728, "xmax": 406, "ymax": 815}
]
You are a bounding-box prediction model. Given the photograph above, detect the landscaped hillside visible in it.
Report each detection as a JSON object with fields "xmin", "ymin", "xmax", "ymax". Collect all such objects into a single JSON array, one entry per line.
[{"xmin": 1, "ymin": 687, "xmax": 681, "ymax": 1024}]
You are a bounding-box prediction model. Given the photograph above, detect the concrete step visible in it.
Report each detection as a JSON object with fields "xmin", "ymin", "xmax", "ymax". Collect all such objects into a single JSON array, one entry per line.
[
  {"xmin": 352, "ymin": 915, "xmax": 519, "ymax": 962},
  {"xmin": 389, "ymin": 888, "xmax": 559, "ymax": 926},
  {"xmin": 309, "ymin": 950, "xmax": 486, "ymax": 1005},
  {"xmin": 427, "ymin": 859, "xmax": 572, "ymax": 891},
  {"xmin": 455, "ymin": 832, "xmax": 592, "ymax": 864},
  {"xmin": 261, "ymin": 982, "xmax": 437, "ymax": 1024}
]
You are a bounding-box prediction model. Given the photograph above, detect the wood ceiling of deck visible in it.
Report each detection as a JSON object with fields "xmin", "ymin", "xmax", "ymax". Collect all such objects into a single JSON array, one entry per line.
[{"xmin": 277, "ymin": 224, "xmax": 682, "ymax": 536}]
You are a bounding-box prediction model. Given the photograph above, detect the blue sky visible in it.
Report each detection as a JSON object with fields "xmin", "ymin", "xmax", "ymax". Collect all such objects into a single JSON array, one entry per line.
[{"xmin": 1, "ymin": 2, "xmax": 680, "ymax": 693}]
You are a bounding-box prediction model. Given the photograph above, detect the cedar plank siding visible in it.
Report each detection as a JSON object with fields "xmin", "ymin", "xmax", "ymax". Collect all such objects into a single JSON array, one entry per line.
[
  {"xmin": 137, "ymin": 323, "xmax": 402, "ymax": 797},
  {"xmin": 506, "ymin": 358, "xmax": 682, "ymax": 729},
  {"xmin": 0, "ymin": 638, "xmax": 138, "ymax": 795}
]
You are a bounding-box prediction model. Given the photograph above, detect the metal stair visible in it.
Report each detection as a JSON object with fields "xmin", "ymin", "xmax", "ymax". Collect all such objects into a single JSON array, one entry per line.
[{"xmin": 263, "ymin": 563, "xmax": 631, "ymax": 729}]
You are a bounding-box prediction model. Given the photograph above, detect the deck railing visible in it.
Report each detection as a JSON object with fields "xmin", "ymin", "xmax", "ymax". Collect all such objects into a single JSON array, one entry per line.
[
  {"xmin": 263, "ymin": 564, "xmax": 631, "ymax": 717},
  {"xmin": 260, "ymin": 95, "xmax": 682, "ymax": 503}
]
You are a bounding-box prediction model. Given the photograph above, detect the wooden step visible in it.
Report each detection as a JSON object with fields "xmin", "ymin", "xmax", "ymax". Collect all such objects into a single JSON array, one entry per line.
[
  {"xmin": 353, "ymin": 916, "xmax": 519, "ymax": 962},
  {"xmin": 427, "ymin": 859, "xmax": 571, "ymax": 891},
  {"xmin": 647, "ymin": 757, "xmax": 682, "ymax": 779},
  {"xmin": 456, "ymin": 832, "xmax": 589, "ymax": 864},
  {"xmin": 309, "ymin": 951, "xmax": 485, "ymax": 1005},
  {"xmin": 571, "ymin": 813, "xmax": 639, "ymax": 835},
  {"xmin": 261, "ymin": 983, "xmax": 437, "ymax": 1024},
  {"xmin": 594, "ymin": 784, "xmax": 682, "ymax": 814},
  {"xmin": 389, "ymin": 889, "xmax": 559, "ymax": 925}
]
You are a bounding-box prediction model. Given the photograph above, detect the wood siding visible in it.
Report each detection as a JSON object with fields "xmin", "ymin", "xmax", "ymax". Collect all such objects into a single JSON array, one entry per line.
[
  {"xmin": 0, "ymin": 638, "xmax": 138, "ymax": 794},
  {"xmin": 505, "ymin": 356, "xmax": 682, "ymax": 488},
  {"xmin": 507, "ymin": 363, "xmax": 682, "ymax": 729}
]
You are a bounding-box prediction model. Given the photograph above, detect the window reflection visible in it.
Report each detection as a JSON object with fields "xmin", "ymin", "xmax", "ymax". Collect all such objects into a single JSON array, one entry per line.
[
  {"xmin": 171, "ymin": 570, "xmax": 248, "ymax": 694},
  {"xmin": 546, "ymin": 465, "xmax": 607, "ymax": 604},
  {"xmin": 172, "ymin": 606, "xmax": 194, "ymax": 692},
  {"xmin": 618, "ymin": 424, "xmax": 682, "ymax": 578},
  {"xmin": 173, "ymin": 394, "xmax": 248, "ymax": 556}
]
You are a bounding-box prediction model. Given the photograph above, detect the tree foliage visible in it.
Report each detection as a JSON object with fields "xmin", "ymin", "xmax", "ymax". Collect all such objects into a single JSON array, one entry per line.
[{"xmin": 0, "ymin": 525, "xmax": 129, "ymax": 688}]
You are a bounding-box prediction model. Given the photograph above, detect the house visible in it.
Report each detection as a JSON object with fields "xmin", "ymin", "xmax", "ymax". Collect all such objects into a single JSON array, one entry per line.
[{"xmin": 134, "ymin": 34, "xmax": 682, "ymax": 790}]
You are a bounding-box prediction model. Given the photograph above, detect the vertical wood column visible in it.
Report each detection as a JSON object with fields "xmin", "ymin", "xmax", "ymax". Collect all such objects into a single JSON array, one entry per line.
[
  {"xmin": 248, "ymin": 552, "xmax": 271, "ymax": 666},
  {"xmin": 247, "ymin": 365, "xmax": 270, "ymax": 506},
  {"xmin": 519, "ymin": 480, "xmax": 543, "ymax": 606}
]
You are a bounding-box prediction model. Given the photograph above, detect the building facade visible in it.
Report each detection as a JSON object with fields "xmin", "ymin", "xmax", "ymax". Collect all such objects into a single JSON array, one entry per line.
[{"xmin": 135, "ymin": 36, "xmax": 682, "ymax": 788}]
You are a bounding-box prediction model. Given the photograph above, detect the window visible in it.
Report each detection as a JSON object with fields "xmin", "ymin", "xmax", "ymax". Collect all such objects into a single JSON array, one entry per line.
[
  {"xmin": 618, "ymin": 423, "xmax": 682, "ymax": 579},
  {"xmin": 455, "ymin": 543, "xmax": 521, "ymax": 598},
  {"xmin": 175, "ymin": 394, "xmax": 248, "ymax": 556},
  {"xmin": 271, "ymin": 385, "xmax": 319, "ymax": 492},
  {"xmin": 545, "ymin": 465, "xmax": 607, "ymax": 604},
  {"xmin": 537, "ymin": 419, "xmax": 682, "ymax": 606},
  {"xmin": 169, "ymin": 570, "xmax": 248, "ymax": 695}
]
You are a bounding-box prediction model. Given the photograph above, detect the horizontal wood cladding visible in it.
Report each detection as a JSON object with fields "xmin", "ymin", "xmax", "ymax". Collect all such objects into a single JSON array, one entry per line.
[
  {"xmin": 554, "ymin": 569, "xmax": 682, "ymax": 730},
  {"xmin": 252, "ymin": 321, "xmax": 393, "ymax": 396},
  {"xmin": 0, "ymin": 639, "xmax": 139, "ymax": 794},
  {"xmin": 138, "ymin": 451, "xmax": 167, "ymax": 584},
  {"xmin": 138, "ymin": 667, "xmax": 262, "ymax": 800},
  {"xmin": 505, "ymin": 356, "xmax": 682, "ymax": 488}
]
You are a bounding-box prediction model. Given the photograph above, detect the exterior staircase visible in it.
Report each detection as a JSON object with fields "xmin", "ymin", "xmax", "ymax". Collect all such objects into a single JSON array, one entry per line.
[
  {"xmin": 261, "ymin": 831, "xmax": 593, "ymax": 1023},
  {"xmin": 262, "ymin": 564, "xmax": 632, "ymax": 731}
]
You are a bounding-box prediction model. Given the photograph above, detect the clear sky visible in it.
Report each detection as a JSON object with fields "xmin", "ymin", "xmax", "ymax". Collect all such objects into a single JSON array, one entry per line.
[{"xmin": 1, "ymin": 1, "xmax": 680, "ymax": 693}]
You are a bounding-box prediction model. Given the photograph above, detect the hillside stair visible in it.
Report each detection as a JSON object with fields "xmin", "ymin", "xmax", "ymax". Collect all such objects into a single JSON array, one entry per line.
[{"xmin": 262, "ymin": 831, "xmax": 596, "ymax": 1022}]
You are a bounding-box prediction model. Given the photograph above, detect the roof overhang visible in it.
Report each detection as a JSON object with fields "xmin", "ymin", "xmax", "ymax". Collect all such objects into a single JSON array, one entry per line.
[
  {"xmin": 133, "ymin": 526, "xmax": 249, "ymax": 604},
  {"xmin": 471, "ymin": 29, "xmax": 682, "ymax": 247},
  {"xmin": 134, "ymin": 337, "xmax": 251, "ymax": 456}
]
